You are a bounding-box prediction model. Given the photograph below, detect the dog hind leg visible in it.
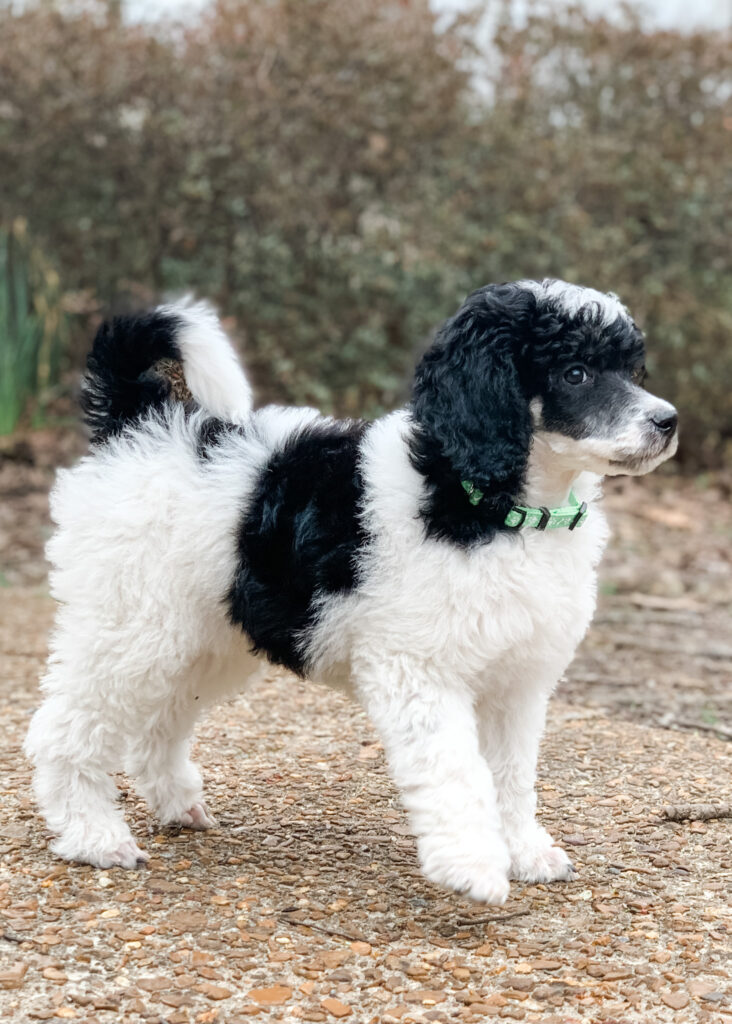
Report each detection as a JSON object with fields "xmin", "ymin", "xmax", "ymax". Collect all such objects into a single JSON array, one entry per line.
[
  {"xmin": 25, "ymin": 690, "xmax": 148, "ymax": 869},
  {"xmin": 124, "ymin": 695, "xmax": 216, "ymax": 831}
]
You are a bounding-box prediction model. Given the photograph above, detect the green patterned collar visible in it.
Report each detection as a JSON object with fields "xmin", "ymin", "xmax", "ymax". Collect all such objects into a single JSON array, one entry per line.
[{"xmin": 461, "ymin": 480, "xmax": 588, "ymax": 531}]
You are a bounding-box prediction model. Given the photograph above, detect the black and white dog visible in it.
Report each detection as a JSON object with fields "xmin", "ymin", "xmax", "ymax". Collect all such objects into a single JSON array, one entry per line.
[{"xmin": 25, "ymin": 280, "xmax": 678, "ymax": 903}]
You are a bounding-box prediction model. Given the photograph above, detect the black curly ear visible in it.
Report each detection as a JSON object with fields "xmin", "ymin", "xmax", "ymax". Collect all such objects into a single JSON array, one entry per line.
[{"xmin": 410, "ymin": 283, "xmax": 534, "ymax": 545}]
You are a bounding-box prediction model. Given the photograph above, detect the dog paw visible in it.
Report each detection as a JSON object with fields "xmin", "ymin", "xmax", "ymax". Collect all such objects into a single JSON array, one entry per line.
[
  {"xmin": 51, "ymin": 835, "xmax": 149, "ymax": 869},
  {"xmin": 426, "ymin": 860, "xmax": 511, "ymax": 904},
  {"xmin": 461, "ymin": 866, "xmax": 511, "ymax": 904},
  {"xmin": 419, "ymin": 834, "xmax": 511, "ymax": 904},
  {"xmin": 176, "ymin": 802, "xmax": 217, "ymax": 830},
  {"xmin": 101, "ymin": 839, "xmax": 151, "ymax": 869},
  {"xmin": 509, "ymin": 833, "xmax": 575, "ymax": 883}
]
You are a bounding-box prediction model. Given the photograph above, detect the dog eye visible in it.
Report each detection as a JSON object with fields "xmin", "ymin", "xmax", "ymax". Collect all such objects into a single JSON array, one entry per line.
[{"xmin": 564, "ymin": 366, "xmax": 589, "ymax": 385}]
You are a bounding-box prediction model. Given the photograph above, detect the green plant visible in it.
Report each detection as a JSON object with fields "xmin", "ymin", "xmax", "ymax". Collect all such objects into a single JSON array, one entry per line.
[{"xmin": 0, "ymin": 220, "xmax": 67, "ymax": 434}]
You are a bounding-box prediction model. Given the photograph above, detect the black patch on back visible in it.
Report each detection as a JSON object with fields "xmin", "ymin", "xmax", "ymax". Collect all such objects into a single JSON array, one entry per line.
[{"xmin": 228, "ymin": 420, "xmax": 368, "ymax": 675}]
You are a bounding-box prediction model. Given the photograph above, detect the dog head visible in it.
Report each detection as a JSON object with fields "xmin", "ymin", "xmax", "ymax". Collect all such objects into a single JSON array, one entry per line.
[
  {"xmin": 518, "ymin": 279, "xmax": 678, "ymax": 477},
  {"xmin": 411, "ymin": 279, "xmax": 678, "ymax": 538}
]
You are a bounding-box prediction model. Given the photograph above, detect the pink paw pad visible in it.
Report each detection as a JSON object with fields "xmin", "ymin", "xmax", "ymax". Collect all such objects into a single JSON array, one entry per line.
[
  {"xmin": 511, "ymin": 843, "xmax": 576, "ymax": 883},
  {"xmin": 178, "ymin": 802, "xmax": 217, "ymax": 830},
  {"xmin": 104, "ymin": 840, "xmax": 149, "ymax": 869}
]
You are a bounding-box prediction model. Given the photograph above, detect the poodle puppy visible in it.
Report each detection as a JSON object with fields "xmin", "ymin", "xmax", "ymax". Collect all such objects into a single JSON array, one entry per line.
[{"xmin": 25, "ymin": 280, "xmax": 678, "ymax": 903}]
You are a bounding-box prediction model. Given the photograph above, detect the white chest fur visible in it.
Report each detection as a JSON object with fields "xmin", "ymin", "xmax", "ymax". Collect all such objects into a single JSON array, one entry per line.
[{"xmin": 307, "ymin": 412, "xmax": 609, "ymax": 692}]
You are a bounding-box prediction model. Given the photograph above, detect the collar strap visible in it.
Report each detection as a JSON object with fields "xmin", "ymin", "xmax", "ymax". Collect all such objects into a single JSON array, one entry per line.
[{"xmin": 461, "ymin": 480, "xmax": 588, "ymax": 531}]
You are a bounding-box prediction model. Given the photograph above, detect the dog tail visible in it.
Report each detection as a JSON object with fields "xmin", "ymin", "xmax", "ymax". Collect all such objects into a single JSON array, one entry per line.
[{"xmin": 80, "ymin": 298, "xmax": 253, "ymax": 444}]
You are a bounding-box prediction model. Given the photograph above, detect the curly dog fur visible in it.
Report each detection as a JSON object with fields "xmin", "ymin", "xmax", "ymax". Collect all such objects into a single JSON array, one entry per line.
[{"xmin": 26, "ymin": 280, "xmax": 678, "ymax": 902}]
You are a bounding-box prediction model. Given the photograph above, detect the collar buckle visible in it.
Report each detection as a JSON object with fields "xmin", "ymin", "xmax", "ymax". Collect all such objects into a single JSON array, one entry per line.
[
  {"xmin": 536, "ymin": 506, "xmax": 551, "ymax": 530},
  {"xmin": 506, "ymin": 506, "xmax": 527, "ymax": 529},
  {"xmin": 569, "ymin": 501, "xmax": 588, "ymax": 530}
]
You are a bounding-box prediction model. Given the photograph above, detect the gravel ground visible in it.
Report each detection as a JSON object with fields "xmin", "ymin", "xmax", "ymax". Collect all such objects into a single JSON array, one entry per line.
[
  {"xmin": 561, "ymin": 474, "xmax": 732, "ymax": 740},
  {"xmin": 2, "ymin": 590, "xmax": 731, "ymax": 1024},
  {"xmin": 1, "ymin": 435, "xmax": 731, "ymax": 1023}
]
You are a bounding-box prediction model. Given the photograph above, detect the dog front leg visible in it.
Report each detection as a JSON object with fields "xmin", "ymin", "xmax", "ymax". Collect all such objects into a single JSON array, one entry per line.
[
  {"xmin": 477, "ymin": 690, "xmax": 575, "ymax": 883},
  {"xmin": 353, "ymin": 655, "xmax": 510, "ymax": 904}
]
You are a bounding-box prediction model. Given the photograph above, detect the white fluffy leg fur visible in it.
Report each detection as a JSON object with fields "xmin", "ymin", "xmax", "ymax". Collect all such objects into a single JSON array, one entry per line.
[
  {"xmin": 354, "ymin": 655, "xmax": 511, "ymax": 904},
  {"xmin": 26, "ymin": 678, "xmax": 221, "ymax": 864},
  {"xmin": 478, "ymin": 689, "xmax": 574, "ymax": 883},
  {"xmin": 507, "ymin": 823, "xmax": 575, "ymax": 882},
  {"xmin": 25, "ymin": 692, "xmax": 148, "ymax": 868},
  {"xmin": 124, "ymin": 698, "xmax": 216, "ymax": 830},
  {"xmin": 25, "ymin": 398, "xmax": 267, "ymax": 867}
]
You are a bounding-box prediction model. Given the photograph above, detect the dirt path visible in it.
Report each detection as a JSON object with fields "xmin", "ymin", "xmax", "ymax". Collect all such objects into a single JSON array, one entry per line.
[
  {"xmin": 1, "ymin": 586, "xmax": 731, "ymax": 1023},
  {"xmin": 561, "ymin": 474, "xmax": 732, "ymax": 740},
  {"xmin": 1, "ymin": 438, "xmax": 731, "ymax": 1022}
]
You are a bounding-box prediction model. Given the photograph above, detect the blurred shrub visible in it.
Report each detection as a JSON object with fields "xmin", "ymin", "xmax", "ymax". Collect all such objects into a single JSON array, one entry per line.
[
  {"xmin": 0, "ymin": 220, "xmax": 67, "ymax": 434},
  {"xmin": 0, "ymin": 0, "xmax": 729, "ymax": 463},
  {"xmin": 459, "ymin": 5, "xmax": 732, "ymax": 468}
]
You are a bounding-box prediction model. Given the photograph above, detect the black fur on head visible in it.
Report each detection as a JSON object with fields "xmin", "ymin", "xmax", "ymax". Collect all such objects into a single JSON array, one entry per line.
[{"xmin": 410, "ymin": 283, "xmax": 537, "ymax": 546}]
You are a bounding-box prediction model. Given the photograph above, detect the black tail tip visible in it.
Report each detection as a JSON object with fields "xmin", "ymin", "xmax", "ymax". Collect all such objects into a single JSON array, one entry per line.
[{"xmin": 80, "ymin": 309, "xmax": 183, "ymax": 443}]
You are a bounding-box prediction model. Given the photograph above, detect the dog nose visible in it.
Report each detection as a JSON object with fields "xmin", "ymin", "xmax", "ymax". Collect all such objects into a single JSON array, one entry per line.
[{"xmin": 651, "ymin": 410, "xmax": 678, "ymax": 435}]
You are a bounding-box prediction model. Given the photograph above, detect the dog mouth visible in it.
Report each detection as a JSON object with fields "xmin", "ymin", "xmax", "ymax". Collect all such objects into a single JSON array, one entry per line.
[
  {"xmin": 610, "ymin": 432, "xmax": 678, "ymax": 472},
  {"xmin": 609, "ymin": 453, "xmax": 656, "ymax": 472}
]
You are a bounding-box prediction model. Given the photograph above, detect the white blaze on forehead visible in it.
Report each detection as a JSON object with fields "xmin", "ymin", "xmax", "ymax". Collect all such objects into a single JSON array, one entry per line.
[{"xmin": 517, "ymin": 279, "xmax": 632, "ymax": 327}]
